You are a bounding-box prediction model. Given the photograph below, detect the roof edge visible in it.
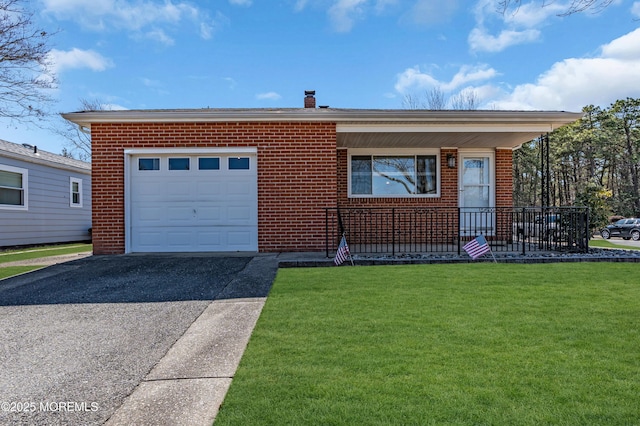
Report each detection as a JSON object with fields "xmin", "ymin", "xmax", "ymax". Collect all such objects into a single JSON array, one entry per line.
[{"xmin": 62, "ymin": 108, "xmax": 584, "ymax": 129}]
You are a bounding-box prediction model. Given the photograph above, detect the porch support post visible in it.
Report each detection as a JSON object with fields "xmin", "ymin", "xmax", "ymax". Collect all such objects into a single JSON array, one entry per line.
[
  {"xmin": 457, "ymin": 208, "xmax": 461, "ymax": 256},
  {"xmin": 540, "ymin": 133, "xmax": 551, "ymax": 207}
]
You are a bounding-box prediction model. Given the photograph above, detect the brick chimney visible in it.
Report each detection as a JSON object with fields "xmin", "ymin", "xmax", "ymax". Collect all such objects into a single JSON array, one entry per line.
[{"xmin": 304, "ymin": 90, "xmax": 316, "ymax": 108}]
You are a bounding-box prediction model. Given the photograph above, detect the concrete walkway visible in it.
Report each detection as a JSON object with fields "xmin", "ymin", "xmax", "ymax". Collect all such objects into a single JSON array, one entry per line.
[{"xmin": 105, "ymin": 297, "xmax": 266, "ymax": 425}]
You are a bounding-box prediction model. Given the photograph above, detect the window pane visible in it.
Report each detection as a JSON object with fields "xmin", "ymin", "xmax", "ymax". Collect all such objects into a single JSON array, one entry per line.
[
  {"xmin": 169, "ymin": 158, "xmax": 190, "ymax": 170},
  {"xmin": 229, "ymin": 157, "xmax": 250, "ymax": 170},
  {"xmin": 0, "ymin": 188, "xmax": 22, "ymax": 205},
  {"xmin": 351, "ymin": 156, "xmax": 372, "ymax": 194},
  {"xmin": 72, "ymin": 182, "xmax": 79, "ymax": 192},
  {"xmin": 464, "ymin": 186, "xmax": 490, "ymax": 207},
  {"xmin": 138, "ymin": 158, "xmax": 160, "ymax": 171},
  {"xmin": 463, "ymin": 158, "xmax": 489, "ymax": 185},
  {"xmin": 372, "ymin": 156, "xmax": 415, "ymax": 195},
  {"xmin": 198, "ymin": 157, "xmax": 220, "ymax": 170},
  {"xmin": 0, "ymin": 170, "xmax": 22, "ymax": 188},
  {"xmin": 416, "ymin": 155, "xmax": 437, "ymax": 194},
  {"xmin": 72, "ymin": 193, "xmax": 80, "ymax": 204}
]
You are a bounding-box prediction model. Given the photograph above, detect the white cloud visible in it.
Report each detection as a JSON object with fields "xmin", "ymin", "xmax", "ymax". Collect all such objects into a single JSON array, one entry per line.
[
  {"xmin": 489, "ymin": 28, "xmax": 640, "ymax": 111},
  {"xmin": 224, "ymin": 77, "xmax": 237, "ymax": 89},
  {"xmin": 469, "ymin": 0, "xmax": 552, "ymax": 53},
  {"xmin": 42, "ymin": 0, "xmax": 220, "ymax": 42},
  {"xmin": 328, "ymin": 0, "xmax": 367, "ymax": 32},
  {"xmin": 395, "ymin": 64, "xmax": 498, "ymax": 94},
  {"xmin": 633, "ymin": 1, "xmax": 640, "ymax": 18},
  {"xmin": 101, "ymin": 103, "xmax": 128, "ymax": 111},
  {"xmin": 48, "ymin": 48, "xmax": 113, "ymax": 74},
  {"xmin": 143, "ymin": 29, "xmax": 175, "ymax": 46},
  {"xmin": 401, "ymin": 0, "xmax": 459, "ymax": 26},
  {"xmin": 468, "ymin": 27, "xmax": 540, "ymax": 52},
  {"xmin": 501, "ymin": 1, "xmax": 565, "ymax": 27},
  {"xmin": 256, "ymin": 92, "xmax": 282, "ymax": 101}
]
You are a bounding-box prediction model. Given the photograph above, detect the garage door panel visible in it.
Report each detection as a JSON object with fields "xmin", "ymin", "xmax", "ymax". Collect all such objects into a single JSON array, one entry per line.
[
  {"xmin": 166, "ymin": 231, "xmax": 193, "ymax": 248},
  {"xmin": 227, "ymin": 206, "xmax": 252, "ymax": 221},
  {"xmin": 227, "ymin": 230, "xmax": 255, "ymax": 248},
  {"xmin": 226, "ymin": 181, "xmax": 253, "ymax": 196},
  {"xmin": 195, "ymin": 207, "xmax": 222, "ymax": 222},
  {"xmin": 197, "ymin": 231, "xmax": 222, "ymax": 248},
  {"xmin": 129, "ymin": 153, "xmax": 257, "ymax": 252},
  {"xmin": 167, "ymin": 207, "xmax": 197, "ymax": 224},
  {"xmin": 135, "ymin": 206, "xmax": 163, "ymax": 223},
  {"xmin": 196, "ymin": 181, "xmax": 222, "ymax": 197},
  {"xmin": 135, "ymin": 231, "xmax": 164, "ymax": 250}
]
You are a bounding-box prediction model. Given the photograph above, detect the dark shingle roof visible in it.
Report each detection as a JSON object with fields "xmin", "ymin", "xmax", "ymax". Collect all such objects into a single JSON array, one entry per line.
[{"xmin": 0, "ymin": 139, "xmax": 90, "ymax": 172}]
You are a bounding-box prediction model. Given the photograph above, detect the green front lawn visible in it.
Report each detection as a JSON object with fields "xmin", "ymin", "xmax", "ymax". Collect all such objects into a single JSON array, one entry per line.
[
  {"xmin": 0, "ymin": 265, "xmax": 43, "ymax": 280},
  {"xmin": 0, "ymin": 243, "xmax": 92, "ymax": 264},
  {"xmin": 590, "ymin": 239, "xmax": 640, "ymax": 250},
  {"xmin": 215, "ymin": 263, "xmax": 640, "ymax": 425}
]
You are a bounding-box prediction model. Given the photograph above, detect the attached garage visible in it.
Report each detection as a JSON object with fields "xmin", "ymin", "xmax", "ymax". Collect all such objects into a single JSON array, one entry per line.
[{"xmin": 125, "ymin": 149, "xmax": 257, "ymax": 252}]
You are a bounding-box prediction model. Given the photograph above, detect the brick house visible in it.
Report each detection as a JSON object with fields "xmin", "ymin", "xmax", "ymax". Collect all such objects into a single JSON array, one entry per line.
[{"xmin": 62, "ymin": 92, "xmax": 581, "ymax": 255}]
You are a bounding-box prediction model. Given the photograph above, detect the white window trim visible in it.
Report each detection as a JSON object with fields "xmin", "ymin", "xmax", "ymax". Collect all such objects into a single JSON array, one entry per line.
[
  {"xmin": 70, "ymin": 177, "xmax": 83, "ymax": 208},
  {"xmin": 347, "ymin": 148, "xmax": 441, "ymax": 198},
  {"xmin": 0, "ymin": 164, "xmax": 28, "ymax": 210}
]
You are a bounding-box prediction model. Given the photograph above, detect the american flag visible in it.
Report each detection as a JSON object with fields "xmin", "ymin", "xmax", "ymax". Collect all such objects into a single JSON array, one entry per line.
[
  {"xmin": 463, "ymin": 235, "xmax": 491, "ymax": 260},
  {"xmin": 334, "ymin": 235, "xmax": 351, "ymax": 266}
]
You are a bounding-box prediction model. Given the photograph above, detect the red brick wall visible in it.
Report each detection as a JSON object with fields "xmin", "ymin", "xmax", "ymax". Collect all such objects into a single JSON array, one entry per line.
[
  {"xmin": 496, "ymin": 149, "xmax": 514, "ymax": 207},
  {"xmin": 91, "ymin": 122, "xmax": 336, "ymax": 254},
  {"xmin": 91, "ymin": 121, "xmax": 514, "ymax": 255}
]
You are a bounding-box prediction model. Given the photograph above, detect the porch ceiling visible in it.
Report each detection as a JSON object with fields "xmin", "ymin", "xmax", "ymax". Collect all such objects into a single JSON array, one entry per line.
[{"xmin": 336, "ymin": 131, "xmax": 543, "ymax": 149}]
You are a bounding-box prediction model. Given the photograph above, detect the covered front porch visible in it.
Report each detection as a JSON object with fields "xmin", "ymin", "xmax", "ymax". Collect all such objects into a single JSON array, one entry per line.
[{"xmin": 325, "ymin": 207, "xmax": 590, "ymax": 257}]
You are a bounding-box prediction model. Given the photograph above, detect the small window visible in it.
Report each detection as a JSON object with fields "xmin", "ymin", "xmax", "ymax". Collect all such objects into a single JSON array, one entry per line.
[
  {"xmin": 70, "ymin": 177, "xmax": 83, "ymax": 208},
  {"xmin": 169, "ymin": 158, "xmax": 190, "ymax": 171},
  {"xmin": 0, "ymin": 165, "xmax": 28, "ymax": 210},
  {"xmin": 198, "ymin": 157, "xmax": 220, "ymax": 170},
  {"xmin": 139, "ymin": 158, "xmax": 160, "ymax": 171},
  {"xmin": 229, "ymin": 157, "xmax": 250, "ymax": 170}
]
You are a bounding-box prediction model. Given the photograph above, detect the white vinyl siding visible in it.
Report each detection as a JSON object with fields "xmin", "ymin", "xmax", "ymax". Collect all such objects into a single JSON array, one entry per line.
[{"xmin": 0, "ymin": 159, "xmax": 91, "ymax": 246}]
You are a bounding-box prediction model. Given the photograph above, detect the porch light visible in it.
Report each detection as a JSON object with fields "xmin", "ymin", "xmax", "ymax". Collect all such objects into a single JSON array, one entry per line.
[{"xmin": 447, "ymin": 154, "xmax": 456, "ymax": 169}]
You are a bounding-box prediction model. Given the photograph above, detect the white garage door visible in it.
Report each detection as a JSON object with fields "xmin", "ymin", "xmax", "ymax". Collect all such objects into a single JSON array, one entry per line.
[{"xmin": 128, "ymin": 152, "xmax": 257, "ymax": 252}]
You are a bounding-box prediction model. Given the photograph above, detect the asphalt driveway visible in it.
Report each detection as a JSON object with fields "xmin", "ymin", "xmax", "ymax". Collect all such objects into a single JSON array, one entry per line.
[{"xmin": 0, "ymin": 253, "xmax": 277, "ymax": 425}]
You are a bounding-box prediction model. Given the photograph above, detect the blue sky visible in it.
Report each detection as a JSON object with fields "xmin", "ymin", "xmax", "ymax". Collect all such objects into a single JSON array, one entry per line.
[{"xmin": 2, "ymin": 0, "xmax": 640, "ymax": 154}]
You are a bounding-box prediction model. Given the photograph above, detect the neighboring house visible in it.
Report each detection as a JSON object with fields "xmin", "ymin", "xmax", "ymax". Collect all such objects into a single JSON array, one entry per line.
[
  {"xmin": 0, "ymin": 139, "xmax": 91, "ymax": 247},
  {"xmin": 62, "ymin": 91, "xmax": 581, "ymax": 255}
]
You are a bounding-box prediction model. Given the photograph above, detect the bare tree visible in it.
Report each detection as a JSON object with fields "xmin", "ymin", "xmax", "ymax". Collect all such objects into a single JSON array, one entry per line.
[
  {"xmin": 426, "ymin": 86, "xmax": 447, "ymax": 110},
  {"xmin": 0, "ymin": 0, "xmax": 56, "ymax": 121},
  {"xmin": 54, "ymin": 98, "xmax": 107, "ymax": 160},
  {"xmin": 402, "ymin": 93, "xmax": 424, "ymax": 109},
  {"xmin": 403, "ymin": 87, "xmax": 449, "ymax": 110},
  {"xmin": 497, "ymin": 0, "xmax": 615, "ymax": 17},
  {"xmin": 449, "ymin": 88, "xmax": 481, "ymax": 110}
]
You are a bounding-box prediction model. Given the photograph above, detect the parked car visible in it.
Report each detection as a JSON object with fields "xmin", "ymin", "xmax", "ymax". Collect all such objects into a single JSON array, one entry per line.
[
  {"xmin": 601, "ymin": 218, "xmax": 640, "ymax": 241},
  {"xmin": 514, "ymin": 213, "xmax": 560, "ymax": 239}
]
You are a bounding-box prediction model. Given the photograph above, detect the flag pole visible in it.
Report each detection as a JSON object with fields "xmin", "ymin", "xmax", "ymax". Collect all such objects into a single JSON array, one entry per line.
[{"xmin": 344, "ymin": 232, "xmax": 354, "ymax": 266}]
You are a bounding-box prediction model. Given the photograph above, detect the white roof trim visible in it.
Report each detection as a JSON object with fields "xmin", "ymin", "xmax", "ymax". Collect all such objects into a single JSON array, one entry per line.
[{"xmin": 62, "ymin": 108, "xmax": 583, "ymax": 130}]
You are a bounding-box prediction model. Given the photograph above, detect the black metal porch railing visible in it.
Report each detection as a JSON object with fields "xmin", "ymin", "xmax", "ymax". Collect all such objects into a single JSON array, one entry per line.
[{"xmin": 325, "ymin": 207, "xmax": 589, "ymax": 257}]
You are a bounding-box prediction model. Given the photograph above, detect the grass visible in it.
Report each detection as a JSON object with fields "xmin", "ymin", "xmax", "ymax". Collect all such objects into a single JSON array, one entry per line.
[
  {"xmin": 215, "ymin": 263, "xmax": 640, "ymax": 425},
  {"xmin": 0, "ymin": 243, "xmax": 92, "ymax": 264},
  {"xmin": 0, "ymin": 265, "xmax": 44, "ymax": 279},
  {"xmin": 589, "ymin": 239, "xmax": 640, "ymax": 250}
]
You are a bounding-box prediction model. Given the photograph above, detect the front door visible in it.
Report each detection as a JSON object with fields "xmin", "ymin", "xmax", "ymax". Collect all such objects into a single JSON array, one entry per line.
[{"xmin": 459, "ymin": 152, "xmax": 495, "ymax": 236}]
